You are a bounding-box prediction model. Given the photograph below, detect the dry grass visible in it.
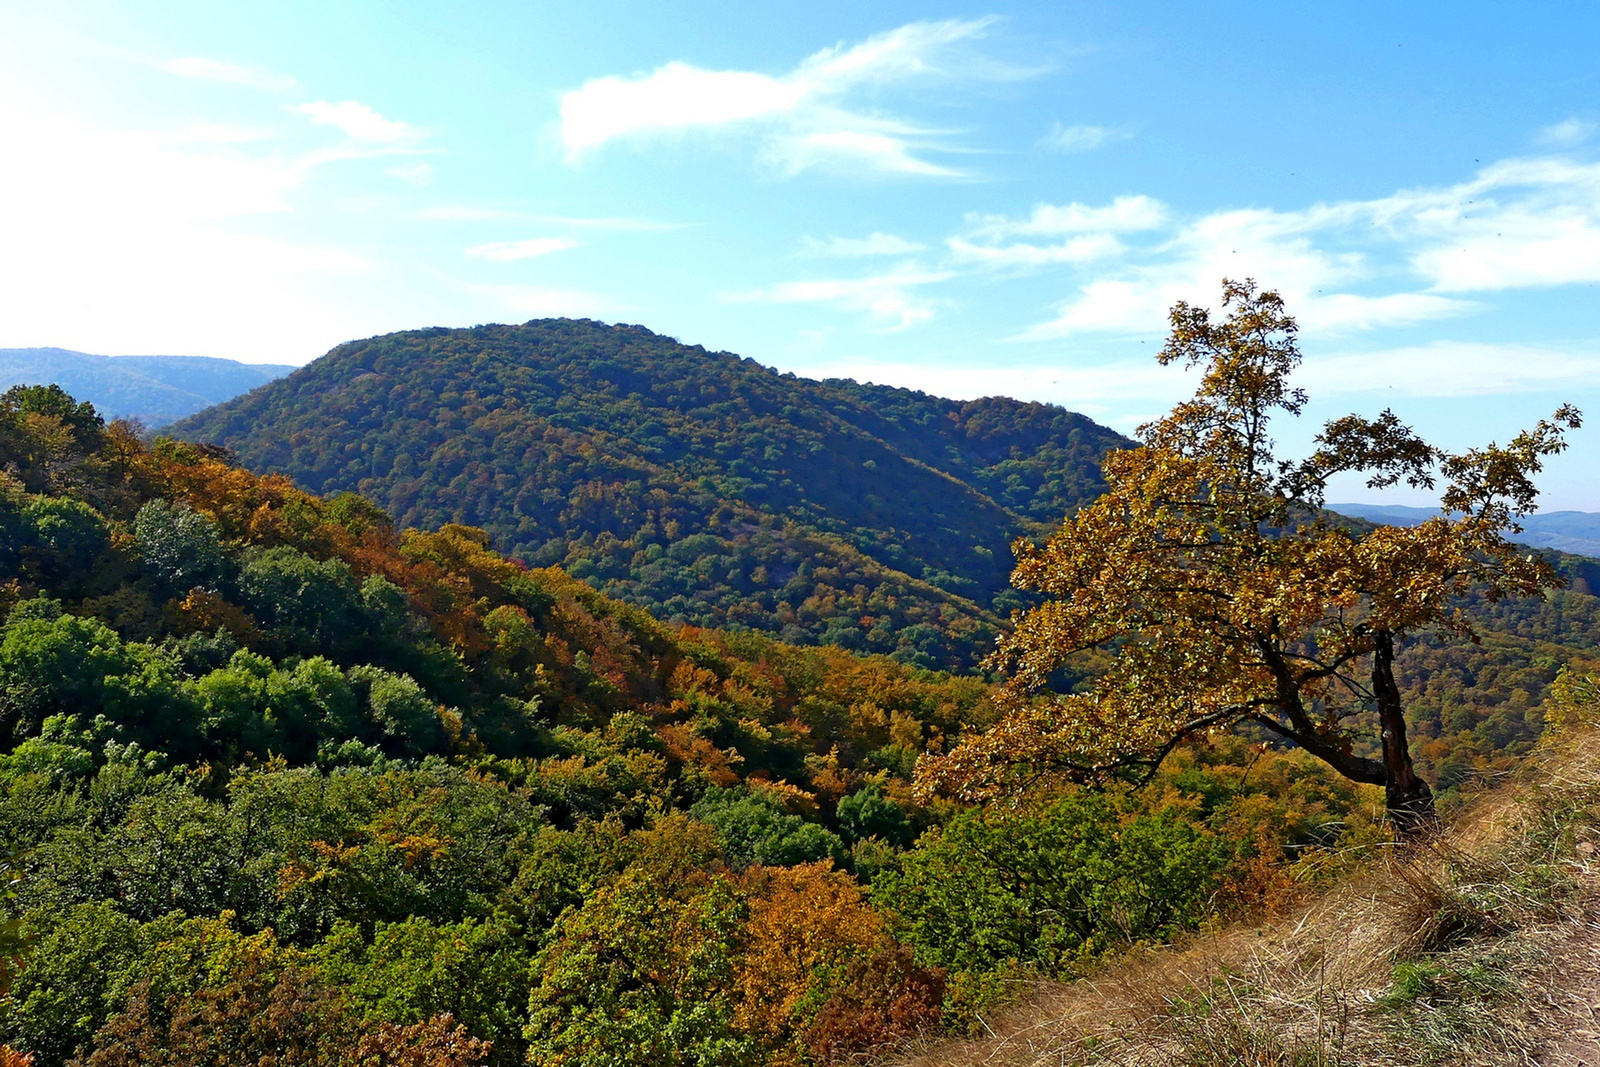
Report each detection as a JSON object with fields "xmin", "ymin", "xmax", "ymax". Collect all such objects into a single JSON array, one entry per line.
[{"xmin": 895, "ymin": 730, "xmax": 1600, "ymax": 1067}]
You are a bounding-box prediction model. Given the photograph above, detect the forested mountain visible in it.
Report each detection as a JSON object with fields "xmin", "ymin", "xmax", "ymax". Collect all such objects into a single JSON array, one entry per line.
[
  {"xmin": 0, "ymin": 348, "xmax": 293, "ymax": 427},
  {"xmin": 171, "ymin": 320, "xmax": 1130, "ymax": 668},
  {"xmin": 0, "ymin": 384, "xmax": 1370, "ymax": 1066}
]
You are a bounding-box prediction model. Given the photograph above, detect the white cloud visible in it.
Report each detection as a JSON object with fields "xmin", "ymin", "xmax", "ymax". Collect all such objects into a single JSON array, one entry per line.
[
  {"xmin": 561, "ymin": 63, "xmax": 807, "ymax": 154},
  {"xmin": 558, "ymin": 18, "xmax": 1004, "ymax": 177},
  {"xmin": 160, "ymin": 123, "xmax": 275, "ymax": 145},
  {"xmin": 158, "ymin": 56, "xmax": 298, "ymax": 92},
  {"xmin": 726, "ymin": 265, "xmax": 953, "ymax": 330},
  {"xmin": 950, "ymin": 196, "xmax": 1165, "ymax": 270},
  {"xmin": 800, "ymin": 232, "xmax": 927, "ymax": 257},
  {"xmin": 948, "ymin": 232, "xmax": 1122, "ymax": 267},
  {"xmin": 1395, "ymin": 158, "xmax": 1600, "ymax": 291},
  {"xmin": 467, "ymin": 237, "xmax": 580, "ymax": 262},
  {"xmin": 412, "ymin": 206, "xmax": 685, "ymax": 230},
  {"xmin": 1018, "ymin": 204, "xmax": 1472, "ymax": 338},
  {"xmin": 1536, "ymin": 117, "xmax": 1596, "ymax": 148},
  {"xmin": 388, "ymin": 161, "xmax": 434, "ymax": 187},
  {"xmin": 1016, "ymin": 157, "xmax": 1600, "ymax": 338},
  {"xmin": 769, "ymin": 128, "xmax": 960, "ymax": 177},
  {"xmin": 965, "ymin": 196, "xmax": 1169, "ymax": 239},
  {"xmin": 297, "ymin": 100, "xmax": 418, "ymax": 143},
  {"xmin": 0, "ymin": 88, "xmax": 384, "ymax": 361},
  {"xmin": 1037, "ymin": 122, "xmax": 1130, "ymax": 153}
]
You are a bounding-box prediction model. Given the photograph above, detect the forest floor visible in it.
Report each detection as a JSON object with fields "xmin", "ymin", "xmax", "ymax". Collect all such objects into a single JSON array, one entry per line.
[{"xmin": 898, "ymin": 729, "xmax": 1600, "ymax": 1067}]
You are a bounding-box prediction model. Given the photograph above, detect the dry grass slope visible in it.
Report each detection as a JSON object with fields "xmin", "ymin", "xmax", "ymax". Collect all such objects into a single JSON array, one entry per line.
[{"xmin": 898, "ymin": 729, "xmax": 1600, "ymax": 1067}]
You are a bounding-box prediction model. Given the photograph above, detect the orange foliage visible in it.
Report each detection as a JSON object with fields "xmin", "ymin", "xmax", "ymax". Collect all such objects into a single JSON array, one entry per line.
[
  {"xmin": 351, "ymin": 1014, "xmax": 492, "ymax": 1067},
  {"xmin": 164, "ymin": 589, "xmax": 263, "ymax": 644},
  {"xmin": 733, "ymin": 863, "xmax": 888, "ymax": 1054}
]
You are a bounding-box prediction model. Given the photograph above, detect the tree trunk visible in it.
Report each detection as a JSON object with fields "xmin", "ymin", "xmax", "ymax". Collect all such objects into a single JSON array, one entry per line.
[{"xmin": 1372, "ymin": 628, "xmax": 1436, "ymax": 837}]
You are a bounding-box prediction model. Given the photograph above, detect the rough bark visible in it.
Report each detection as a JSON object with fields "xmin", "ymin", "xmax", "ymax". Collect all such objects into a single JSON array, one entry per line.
[{"xmin": 1372, "ymin": 628, "xmax": 1436, "ymax": 837}]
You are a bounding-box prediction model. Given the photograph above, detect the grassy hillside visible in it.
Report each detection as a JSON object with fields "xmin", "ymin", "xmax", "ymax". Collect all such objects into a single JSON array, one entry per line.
[
  {"xmin": 0, "ymin": 348, "xmax": 292, "ymax": 427},
  {"xmin": 170, "ymin": 320, "xmax": 1130, "ymax": 668},
  {"xmin": 901, "ymin": 719, "xmax": 1600, "ymax": 1067}
]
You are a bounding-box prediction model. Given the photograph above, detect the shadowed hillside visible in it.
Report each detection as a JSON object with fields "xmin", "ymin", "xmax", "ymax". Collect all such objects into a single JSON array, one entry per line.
[{"xmin": 172, "ymin": 320, "xmax": 1130, "ymax": 667}]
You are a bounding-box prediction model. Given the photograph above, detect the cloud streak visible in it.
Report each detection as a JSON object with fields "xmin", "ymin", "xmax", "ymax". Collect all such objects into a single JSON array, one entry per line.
[
  {"xmin": 158, "ymin": 56, "xmax": 298, "ymax": 92},
  {"xmin": 467, "ymin": 237, "xmax": 580, "ymax": 262},
  {"xmin": 1037, "ymin": 122, "xmax": 1131, "ymax": 154},
  {"xmin": 1007, "ymin": 156, "xmax": 1600, "ymax": 338},
  {"xmin": 558, "ymin": 18, "xmax": 1010, "ymax": 177},
  {"xmin": 297, "ymin": 100, "xmax": 419, "ymax": 143},
  {"xmin": 726, "ymin": 264, "xmax": 953, "ymax": 330}
]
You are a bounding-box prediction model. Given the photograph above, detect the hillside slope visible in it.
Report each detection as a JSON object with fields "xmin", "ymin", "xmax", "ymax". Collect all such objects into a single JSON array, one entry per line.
[
  {"xmin": 900, "ymin": 723, "xmax": 1600, "ymax": 1067},
  {"xmin": 0, "ymin": 348, "xmax": 293, "ymax": 426},
  {"xmin": 172, "ymin": 320, "xmax": 1130, "ymax": 667}
]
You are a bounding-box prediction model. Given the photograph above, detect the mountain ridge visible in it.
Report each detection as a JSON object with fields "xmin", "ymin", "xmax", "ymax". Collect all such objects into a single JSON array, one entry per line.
[{"xmin": 171, "ymin": 319, "xmax": 1131, "ymax": 667}]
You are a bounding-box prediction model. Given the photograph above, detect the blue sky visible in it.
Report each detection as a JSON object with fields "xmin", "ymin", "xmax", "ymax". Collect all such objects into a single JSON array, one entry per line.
[{"xmin": 3, "ymin": 1, "xmax": 1599, "ymax": 506}]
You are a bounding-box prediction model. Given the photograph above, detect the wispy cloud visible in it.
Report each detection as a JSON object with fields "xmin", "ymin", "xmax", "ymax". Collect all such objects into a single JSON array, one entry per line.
[
  {"xmin": 949, "ymin": 195, "xmax": 1163, "ymax": 269},
  {"xmin": 297, "ymin": 100, "xmax": 419, "ymax": 143},
  {"xmin": 1012, "ymin": 155, "xmax": 1600, "ymax": 338},
  {"xmin": 1037, "ymin": 122, "xmax": 1131, "ymax": 153},
  {"xmin": 726, "ymin": 264, "xmax": 954, "ymax": 330},
  {"xmin": 965, "ymin": 196, "xmax": 1169, "ymax": 238},
  {"xmin": 467, "ymin": 237, "xmax": 581, "ymax": 262},
  {"xmin": 800, "ymin": 232, "xmax": 927, "ymax": 257},
  {"xmin": 413, "ymin": 206, "xmax": 686, "ymax": 230},
  {"xmin": 1536, "ymin": 117, "xmax": 1596, "ymax": 148},
  {"xmin": 158, "ymin": 56, "xmax": 298, "ymax": 92},
  {"xmin": 558, "ymin": 18, "xmax": 1014, "ymax": 177},
  {"xmin": 388, "ymin": 161, "xmax": 433, "ymax": 187}
]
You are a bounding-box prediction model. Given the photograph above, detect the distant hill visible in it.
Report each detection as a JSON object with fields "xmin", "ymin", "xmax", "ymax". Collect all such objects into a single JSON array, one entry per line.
[
  {"xmin": 1331, "ymin": 502, "xmax": 1600, "ymax": 558},
  {"xmin": 172, "ymin": 320, "xmax": 1131, "ymax": 667},
  {"xmin": 0, "ymin": 347, "xmax": 294, "ymax": 427}
]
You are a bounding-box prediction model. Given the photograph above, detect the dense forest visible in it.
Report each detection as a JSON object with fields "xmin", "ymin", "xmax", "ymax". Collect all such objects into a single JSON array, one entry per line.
[
  {"xmin": 0, "ymin": 383, "xmax": 1407, "ymax": 1066},
  {"xmin": 171, "ymin": 321, "xmax": 1129, "ymax": 668}
]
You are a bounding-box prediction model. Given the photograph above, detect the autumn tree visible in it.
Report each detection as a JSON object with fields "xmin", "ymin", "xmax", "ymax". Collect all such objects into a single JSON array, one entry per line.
[{"xmin": 919, "ymin": 279, "xmax": 1580, "ymax": 835}]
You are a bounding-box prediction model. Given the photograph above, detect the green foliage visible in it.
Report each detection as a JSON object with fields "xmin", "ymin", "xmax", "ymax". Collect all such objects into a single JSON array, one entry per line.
[
  {"xmin": 835, "ymin": 782, "xmax": 913, "ymax": 848},
  {"xmin": 315, "ymin": 917, "xmax": 531, "ymax": 1066},
  {"xmin": 690, "ymin": 788, "xmax": 845, "ymax": 869},
  {"xmin": 874, "ymin": 791, "xmax": 1232, "ymax": 976},
  {"xmin": 132, "ymin": 500, "xmax": 228, "ymax": 596},
  {"xmin": 524, "ymin": 835, "xmax": 761, "ymax": 1067},
  {"xmin": 0, "ymin": 904, "xmax": 184, "ymax": 1064}
]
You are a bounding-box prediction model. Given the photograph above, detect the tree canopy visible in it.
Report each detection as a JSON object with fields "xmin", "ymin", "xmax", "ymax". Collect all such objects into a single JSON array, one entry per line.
[
  {"xmin": 0, "ymin": 383, "xmax": 1390, "ymax": 1066},
  {"xmin": 920, "ymin": 280, "xmax": 1581, "ymax": 835}
]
